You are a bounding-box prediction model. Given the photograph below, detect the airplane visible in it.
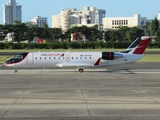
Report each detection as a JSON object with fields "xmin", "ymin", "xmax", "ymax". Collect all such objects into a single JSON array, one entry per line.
[{"xmin": 3, "ymin": 36, "xmax": 154, "ymax": 73}]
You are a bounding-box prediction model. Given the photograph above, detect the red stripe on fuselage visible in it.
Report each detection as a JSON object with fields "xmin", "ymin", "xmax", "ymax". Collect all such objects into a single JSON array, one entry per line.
[{"xmin": 94, "ymin": 58, "xmax": 101, "ymax": 66}]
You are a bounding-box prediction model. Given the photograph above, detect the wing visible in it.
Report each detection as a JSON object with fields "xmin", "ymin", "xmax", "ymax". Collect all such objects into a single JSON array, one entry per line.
[
  {"xmin": 56, "ymin": 58, "xmax": 101, "ymax": 67},
  {"xmin": 55, "ymin": 63, "xmax": 93, "ymax": 67}
]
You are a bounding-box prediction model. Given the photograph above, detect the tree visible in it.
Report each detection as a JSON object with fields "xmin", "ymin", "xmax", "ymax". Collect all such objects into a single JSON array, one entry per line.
[
  {"xmin": 25, "ymin": 22, "xmax": 38, "ymax": 41},
  {"xmin": 48, "ymin": 28, "xmax": 62, "ymax": 41},
  {"xmin": 150, "ymin": 17, "xmax": 159, "ymax": 36},
  {"xmin": 126, "ymin": 27, "xmax": 144, "ymax": 41},
  {"xmin": 107, "ymin": 30, "xmax": 122, "ymax": 41},
  {"xmin": 142, "ymin": 21, "xmax": 151, "ymax": 35},
  {"xmin": 12, "ymin": 21, "xmax": 29, "ymax": 42}
]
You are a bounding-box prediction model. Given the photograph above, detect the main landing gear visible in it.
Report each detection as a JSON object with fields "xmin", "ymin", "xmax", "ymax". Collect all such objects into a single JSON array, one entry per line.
[{"xmin": 78, "ymin": 68, "xmax": 84, "ymax": 73}]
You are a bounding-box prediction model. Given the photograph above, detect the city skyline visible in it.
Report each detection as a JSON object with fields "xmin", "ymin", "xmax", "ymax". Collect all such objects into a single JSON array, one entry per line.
[{"xmin": 0, "ymin": 0, "xmax": 160, "ymax": 27}]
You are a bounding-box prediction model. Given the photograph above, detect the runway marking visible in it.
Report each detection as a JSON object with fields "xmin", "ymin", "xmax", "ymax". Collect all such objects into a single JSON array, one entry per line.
[
  {"xmin": 1, "ymin": 73, "xmax": 36, "ymax": 119},
  {"xmin": 75, "ymin": 72, "xmax": 92, "ymax": 119}
]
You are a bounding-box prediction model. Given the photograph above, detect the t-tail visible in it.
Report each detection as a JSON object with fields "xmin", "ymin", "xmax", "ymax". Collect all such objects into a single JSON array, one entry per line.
[{"xmin": 122, "ymin": 36, "xmax": 155, "ymax": 54}]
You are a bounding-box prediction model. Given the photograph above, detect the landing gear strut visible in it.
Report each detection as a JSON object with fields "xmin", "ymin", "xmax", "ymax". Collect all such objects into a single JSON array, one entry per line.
[
  {"xmin": 78, "ymin": 68, "xmax": 84, "ymax": 73},
  {"xmin": 14, "ymin": 68, "xmax": 18, "ymax": 73}
]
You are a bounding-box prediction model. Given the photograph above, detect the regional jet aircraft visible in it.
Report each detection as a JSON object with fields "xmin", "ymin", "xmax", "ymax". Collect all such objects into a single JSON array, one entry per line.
[{"xmin": 3, "ymin": 36, "xmax": 154, "ymax": 73}]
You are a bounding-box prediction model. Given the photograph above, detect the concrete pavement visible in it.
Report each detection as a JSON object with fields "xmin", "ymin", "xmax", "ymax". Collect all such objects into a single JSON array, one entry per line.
[{"xmin": 0, "ymin": 69, "xmax": 160, "ymax": 119}]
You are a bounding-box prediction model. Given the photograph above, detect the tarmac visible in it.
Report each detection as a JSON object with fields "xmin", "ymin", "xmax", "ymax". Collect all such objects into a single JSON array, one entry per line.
[{"xmin": 0, "ymin": 64, "xmax": 160, "ymax": 120}]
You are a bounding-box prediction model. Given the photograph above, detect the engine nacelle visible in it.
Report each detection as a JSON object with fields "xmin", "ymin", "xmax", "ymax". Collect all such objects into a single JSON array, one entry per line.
[{"xmin": 102, "ymin": 52, "xmax": 114, "ymax": 60}]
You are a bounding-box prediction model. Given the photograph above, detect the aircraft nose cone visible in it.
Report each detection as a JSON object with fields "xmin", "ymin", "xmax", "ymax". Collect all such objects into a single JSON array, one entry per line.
[
  {"xmin": 2, "ymin": 63, "xmax": 7, "ymax": 67},
  {"xmin": 0, "ymin": 64, "xmax": 4, "ymax": 67}
]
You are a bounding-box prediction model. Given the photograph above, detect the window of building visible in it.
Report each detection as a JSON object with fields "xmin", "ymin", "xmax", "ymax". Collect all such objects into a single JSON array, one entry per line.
[
  {"xmin": 126, "ymin": 20, "xmax": 128, "ymax": 25},
  {"xmin": 124, "ymin": 20, "xmax": 126, "ymax": 25},
  {"xmin": 119, "ymin": 20, "xmax": 121, "ymax": 25},
  {"xmin": 112, "ymin": 20, "xmax": 114, "ymax": 25}
]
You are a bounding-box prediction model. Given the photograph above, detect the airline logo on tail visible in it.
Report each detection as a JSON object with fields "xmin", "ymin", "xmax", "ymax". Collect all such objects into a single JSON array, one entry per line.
[{"xmin": 126, "ymin": 36, "xmax": 154, "ymax": 54}]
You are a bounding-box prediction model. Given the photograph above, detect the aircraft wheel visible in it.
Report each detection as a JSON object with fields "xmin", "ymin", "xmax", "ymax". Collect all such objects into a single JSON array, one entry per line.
[
  {"xmin": 78, "ymin": 68, "xmax": 84, "ymax": 73},
  {"xmin": 14, "ymin": 69, "xmax": 18, "ymax": 73}
]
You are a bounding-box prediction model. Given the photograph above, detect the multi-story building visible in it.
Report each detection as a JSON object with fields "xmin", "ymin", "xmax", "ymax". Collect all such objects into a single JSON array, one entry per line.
[
  {"xmin": 157, "ymin": 12, "xmax": 160, "ymax": 21},
  {"xmin": 103, "ymin": 14, "xmax": 147, "ymax": 31},
  {"xmin": 2, "ymin": 0, "xmax": 22, "ymax": 25},
  {"xmin": 31, "ymin": 16, "xmax": 48, "ymax": 27},
  {"xmin": 52, "ymin": 7, "xmax": 106, "ymax": 32}
]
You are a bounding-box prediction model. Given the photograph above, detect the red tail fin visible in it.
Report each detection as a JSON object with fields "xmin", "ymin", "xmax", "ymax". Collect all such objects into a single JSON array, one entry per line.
[{"xmin": 133, "ymin": 36, "xmax": 152, "ymax": 54}]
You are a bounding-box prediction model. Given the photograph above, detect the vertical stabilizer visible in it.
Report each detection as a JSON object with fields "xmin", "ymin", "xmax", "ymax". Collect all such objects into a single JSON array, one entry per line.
[{"xmin": 125, "ymin": 36, "xmax": 154, "ymax": 54}]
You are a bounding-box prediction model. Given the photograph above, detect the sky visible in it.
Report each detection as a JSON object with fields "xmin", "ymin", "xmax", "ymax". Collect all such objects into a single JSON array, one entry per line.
[{"xmin": 0, "ymin": 0, "xmax": 160, "ymax": 27}]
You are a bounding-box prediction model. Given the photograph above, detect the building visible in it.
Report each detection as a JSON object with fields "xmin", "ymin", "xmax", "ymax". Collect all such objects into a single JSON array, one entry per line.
[
  {"xmin": 52, "ymin": 7, "xmax": 106, "ymax": 32},
  {"xmin": 31, "ymin": 16, "xmax": 48, "ymax": 27},
  {"xmin": 2, "ymin": 0, "xmax": 22, "ymax": 25},
  {"xmin": 103, "ymin": 14, "xmax": 147, "ymax": 31},
  {"xmin": 157, "ymin": 12, "xmax": 160, "ymax": 21}
]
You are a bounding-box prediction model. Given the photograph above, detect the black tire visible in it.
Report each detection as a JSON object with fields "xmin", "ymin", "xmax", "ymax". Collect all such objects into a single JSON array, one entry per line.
[
  {"xmin": 14, "ymin": 69, "xmax": 18, "ymax": 73},
  {"xmin": 79, "ymin": 68, "xmax": 84, "ymax": 73}
]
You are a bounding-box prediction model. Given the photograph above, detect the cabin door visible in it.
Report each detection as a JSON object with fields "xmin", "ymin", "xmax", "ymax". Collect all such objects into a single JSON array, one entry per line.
[{"xmin": 26, "ymin": 53, "xmax": 34, "ymax": 65}]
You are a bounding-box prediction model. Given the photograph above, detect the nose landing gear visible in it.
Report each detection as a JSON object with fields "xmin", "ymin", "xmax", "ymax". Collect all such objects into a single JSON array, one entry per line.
[{"xmin": 14, "ymin": 68, "xmax": 18, "ymax": 73}]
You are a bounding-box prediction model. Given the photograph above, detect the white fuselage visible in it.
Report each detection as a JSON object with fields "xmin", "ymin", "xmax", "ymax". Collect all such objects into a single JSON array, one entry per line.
[{"xmin": 5, "ymin": 52, "xmax": 143, "ymax": 69}]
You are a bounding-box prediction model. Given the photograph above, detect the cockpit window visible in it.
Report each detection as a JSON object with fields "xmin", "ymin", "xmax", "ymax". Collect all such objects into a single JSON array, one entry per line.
[
  {"xmin": 14, "ymin": 55, "xmax": 23, "ymax": 59},
  {"xmin": 4, "ymin": 52, "xmax": 28, "ymax": 64}
]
